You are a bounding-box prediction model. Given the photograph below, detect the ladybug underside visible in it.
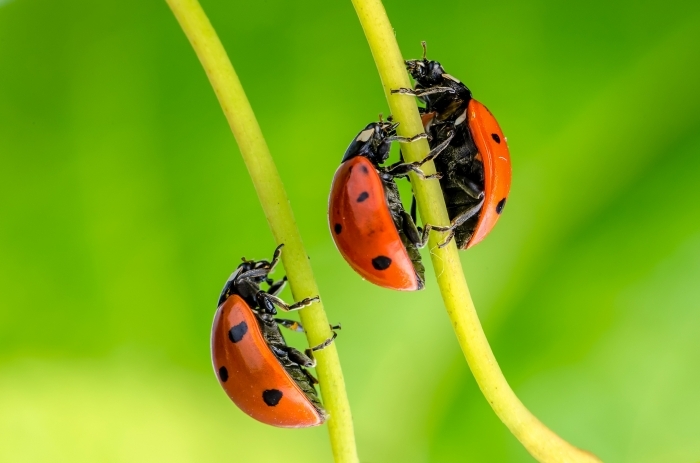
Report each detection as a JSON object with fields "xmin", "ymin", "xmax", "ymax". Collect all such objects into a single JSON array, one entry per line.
[
  {"xmin": 257, "ymin": 318, "xmax": 325, "ymax": 413},
  {"xmin": 431, "ymin": 122, "xmax": 485, "ymax": 248},
  {"xmin": 381, "ymin": 176, "xmax": 426, "ymax": 282}
]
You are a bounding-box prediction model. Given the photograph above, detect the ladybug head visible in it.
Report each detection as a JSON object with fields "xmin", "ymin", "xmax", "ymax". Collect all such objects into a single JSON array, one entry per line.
[
  {"xmin": 217, "ymin": 258, "xmax": 273, "ymax": 305},
  {"xmin": 341, "ymin": 121, "xmax": 398, "ymax": 165},
  {"xmin": 404, "ymin": 42, "xmax": 445, "ymax": 85},
  {"xmin": 405, "ymin": 58, "xmax": 446, "ymax": 86}
]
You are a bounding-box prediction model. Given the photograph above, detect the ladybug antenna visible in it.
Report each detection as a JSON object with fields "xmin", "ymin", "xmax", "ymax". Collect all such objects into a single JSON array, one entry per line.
[{"xmin": 421, "ymin": 41, "xmax": 427, "ymax": 60}]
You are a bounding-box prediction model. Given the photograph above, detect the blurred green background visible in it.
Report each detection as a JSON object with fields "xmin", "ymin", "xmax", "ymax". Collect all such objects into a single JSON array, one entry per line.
[{"xmin": 1, "ymin": 0, "xmax": 699, "ymax": 461}]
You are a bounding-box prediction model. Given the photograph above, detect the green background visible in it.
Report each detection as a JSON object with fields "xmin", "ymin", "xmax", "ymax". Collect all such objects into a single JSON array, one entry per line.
[{"xmin": 1, "ymin": 0, "xmax": 699, "ymax": 461}]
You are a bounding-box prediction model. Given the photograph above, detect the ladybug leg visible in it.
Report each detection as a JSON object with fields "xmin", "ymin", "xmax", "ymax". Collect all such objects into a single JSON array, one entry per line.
[
  {"xmin": 454, "ymin": 177, "xmax": 484, "ymax": 200},
  {"xmin": 279, "ymin": 324, "xmax": 340, "ymax": 368},
  {"xmin": 420, "ymin": 129, "xmax": 454, "ymax": 163},
  {"xmin": 383, "ymin": 163, "xmax": 441, "ymax": 180},
  {"xmin": 274, "ymin": 318, "xmax": 304, "ymax": 333},
  {"xmin": 430, "ymin": 197, "xmax": 485, "ymax": 248},
  {"xmin": 410, "ymin": 195, "xmax": 418, "ymax": 225},
  {"xmin": 240, "ymin": 246, "xmax": 282, "ymax": 282},
  {"xmin": 397, "ymin": 129, "xmax": 454, "ymax": 174},
  {"xmin": 309, "ymin": 330, "xmax": 338, "ymax": 352},
  {"xmin": 267, "ymin": 276, "xmax": 288, "ymax": 296},
  {"xmin": 269, "ymin": 343, "xmax": 319, "ymax": 372},
  {"xmin": 437, "ymin": 230, "xmax": 456, "ymax": 249},
  {"xmin": 391, "ymin": 86, "xmax": 456, "ymax": 97},
  {"xmin": 383, "ymin": 131, "xmax": 454, "ymax": 180},
  {"xmin": 384, "ymin": 132, "xmax": 427, "ymax": 144},
  {"xmin": 267, "ymin": 243, "xmax": 284, "ymax": 274},
  {"xmin": 260, "ymin": 292, "xmax": 320, "ymax": 312},
  {"xmin": 450, "ymin": 197, "xmax": 485, "ymax": 230},
  {"xmin": 285, "ymin": 347, "xmax": 317, "ymax": 368},
  {"xmin": 400, "ymin": 210, "xmax": 431, "ymax": 249},
  {"xmin": 302, "ymin": 368, "xmax": 320, "ymax": 386},
  {"xmin": 302, "ymin": 328, "xmax": 340, "ymax": 366}
]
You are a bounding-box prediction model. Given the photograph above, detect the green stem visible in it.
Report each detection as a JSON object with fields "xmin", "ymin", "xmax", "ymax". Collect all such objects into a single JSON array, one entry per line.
[
  {"xmin": 165, "ymin": 1, "xmax": 358, "ymax": 461},
  {"xmin": 350, "ymin": 1, "xmax": 601, "ymax": 462}
]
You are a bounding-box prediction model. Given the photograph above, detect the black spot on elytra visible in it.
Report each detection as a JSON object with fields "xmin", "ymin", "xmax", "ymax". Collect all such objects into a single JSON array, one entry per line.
[
  {"xmin": 218, "ymin": 366, "xmax": 229, "ymax": 382},
  {"xmin": 360, "ymin": 165, "xmax": 369, "ymax": 174},
  {"xmin": 334, "ymin": 223, "xmax": 342, "ymax": 234},
  {"xmin": 357, "ymin": 191, "xmax": 369, "ymax": 202},
  {"xmin": 228, "ymin": 321, "xmax": 248, "ymax": 343},
  {"xmin": 491, "ymin": 133, "xmax": 501, "ymax": 144},
  {"xmin": 262, "ymin": 389, "xmax": 283, "ymax": 406},
  {"xmin": 496, "ymin": 198, "xmax": 506, "ymax": 214},
  {"xmin": 371, "ymin": 256, "xmax": 392, "ymax": 270}
]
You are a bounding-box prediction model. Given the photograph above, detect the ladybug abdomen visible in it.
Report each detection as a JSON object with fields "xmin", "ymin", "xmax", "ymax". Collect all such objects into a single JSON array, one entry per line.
[
  {"xmin": 211, "ymin": 295, "xmax": 325, "ymax": 428},
  {"xmin": 328, "ymin": 156, "xmax": 420, "ymax": 291}
]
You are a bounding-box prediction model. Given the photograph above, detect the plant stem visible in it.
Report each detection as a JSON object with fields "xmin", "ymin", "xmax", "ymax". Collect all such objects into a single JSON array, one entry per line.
[
  {"xmin": 165, "ymin": 1, "xmax": 358, "ymax": 461},
  {"xmin": 350, "ymin": 1, "xmax": 601, "ymax": 461}
]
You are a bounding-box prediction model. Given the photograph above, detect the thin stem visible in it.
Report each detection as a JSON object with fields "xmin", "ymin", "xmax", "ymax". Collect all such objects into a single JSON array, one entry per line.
[
  {"xmin": 350, "ymin": 1, "xmax": 601, "ymax": 462},
  {"xmin": 165, "ymin": 1, "xmax": 358, "ymax": 461}
]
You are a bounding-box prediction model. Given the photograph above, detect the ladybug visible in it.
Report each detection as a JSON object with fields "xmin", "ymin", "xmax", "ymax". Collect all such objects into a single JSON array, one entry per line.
[
  {"xmin": 211, "ymin": 244, "xmax": 339, "ymax": 428},
  {"xmin": 393, "ymin": 43, "xmax": 512, "ymax": 249},
  {"xmin": 328, "ymin": 119, "xmax": 450, "ymax": 291}
]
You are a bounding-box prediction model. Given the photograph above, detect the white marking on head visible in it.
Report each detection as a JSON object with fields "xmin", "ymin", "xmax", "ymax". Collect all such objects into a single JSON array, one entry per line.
[
  {"xmin": 442, "ymin": 73, "xmax": 461, "ymax": 83},
  {"xmin": 454, "ymin": 109, "xmax": 467, "ymax": 126},
  {"xmin": 356, "ymin": 128, "xmax": 374, "ymax": 142}
]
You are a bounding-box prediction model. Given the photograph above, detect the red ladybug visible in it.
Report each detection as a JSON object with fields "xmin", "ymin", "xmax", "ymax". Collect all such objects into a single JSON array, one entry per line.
[
  {"xmin": 393, "ymin": 44, "xmax": 512, "ymax": 249},
  {"xmin": 328, "ymin": 120, "xmax": 448, "ymax": 291},
  {"xmin": 211, "ymin": 244, "xmax": 338, "ymax": 428}
]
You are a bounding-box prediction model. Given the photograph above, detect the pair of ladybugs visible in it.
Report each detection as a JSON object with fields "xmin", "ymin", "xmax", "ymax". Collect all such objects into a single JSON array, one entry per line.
[
  {"xmin": 330, "ymin": 45, "xmax": 512, "ymax": 291},
  {"xmin": 210, "ymin": 49, "xmax": 512, "ymax": 428}
]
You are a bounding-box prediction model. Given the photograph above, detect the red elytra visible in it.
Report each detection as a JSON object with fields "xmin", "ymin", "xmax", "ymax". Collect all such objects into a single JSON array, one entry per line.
[
  {"xmin": 329, "ymin": 156, "xmax": 421, "ymax": 291},
  {"xmin": 211, "ymin": 294, "xmax": 326, "ymax": 428},
  {"xmin": 465, "ymin": 99, "xmax": 512, "ymax": 248}
]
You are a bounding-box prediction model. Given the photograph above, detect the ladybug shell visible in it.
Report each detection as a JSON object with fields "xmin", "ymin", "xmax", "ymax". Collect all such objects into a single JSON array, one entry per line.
[
  {"xmin": 211, "ymin": 294, "xmax": 325, "ymax": 428},
  {"xmin": 466, "ymin": 99, "xmax": 512, "ymax": 248},
  {"xmin": 328, "ymin": 156, "xmax": 420, "ymax": 291}
]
